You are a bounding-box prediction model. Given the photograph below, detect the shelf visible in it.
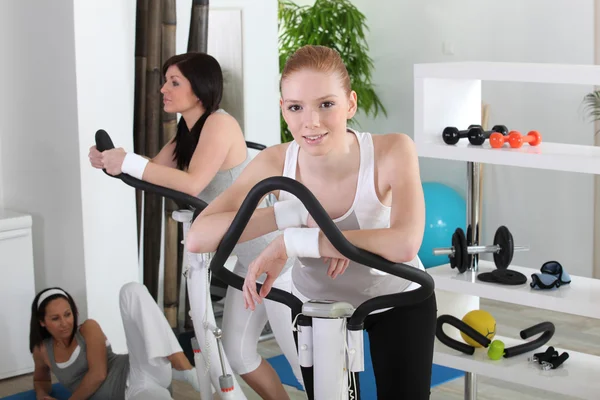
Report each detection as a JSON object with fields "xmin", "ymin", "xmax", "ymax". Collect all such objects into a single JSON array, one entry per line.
[
  {"xmin": 415, "ymin": 60, "xmax": 600, "ymax": 399},
  {"xmin": 428, "ymin": 261, "xmax": 600, "ymax": 320},
  {"xmin": 414, "ymin": 61, "xmax": 600, "ymax": 86},
  {"xmin": 416, "ymin": 139, "xmax": 600, "ymax": 175},
  {"xmin": 413, "ymin": 61, "xmax": 600, "ymax": 161},
  {"xmin": 434, "ymin": 334, "xmax": 599, "ymax": 399}
]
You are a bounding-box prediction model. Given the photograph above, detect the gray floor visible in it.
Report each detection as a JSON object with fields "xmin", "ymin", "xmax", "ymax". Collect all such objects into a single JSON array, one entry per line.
[{"xmin": 1, "ymin": 297, "xmax": 595, "ymax": 399}]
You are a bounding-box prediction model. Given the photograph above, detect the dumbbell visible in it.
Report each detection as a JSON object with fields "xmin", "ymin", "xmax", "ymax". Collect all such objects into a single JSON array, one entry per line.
[
  {"xmin": 432, "ymin": 226, "xmax": 530, "ymax": 273},
  {"xmin": 508, "ymin": 130, "xmax": 542, "ymax": 148},
  {"xmin": 467, "ymin": 125, "xmax": 509, "ymax": 146},
  {"xmin": 442, "ymin": 125, "xmax": 480, "ymax": 145},
  {"xmin": 489, "ymin": 132, "xmax": 510, "ymax": 148}
]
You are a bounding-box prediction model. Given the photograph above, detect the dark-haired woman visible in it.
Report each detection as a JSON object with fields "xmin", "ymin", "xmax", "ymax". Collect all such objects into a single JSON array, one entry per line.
[
  {"xmin": 89, "ymin": 52, "xmax": 248, "ymax": 198},
  {"xmin": 30, "ymin": 283, "xmax": 200, "ymax": 400},
  {"xmin": 88, "ymin": 52, "xmax": 302, "ymax": 399}
]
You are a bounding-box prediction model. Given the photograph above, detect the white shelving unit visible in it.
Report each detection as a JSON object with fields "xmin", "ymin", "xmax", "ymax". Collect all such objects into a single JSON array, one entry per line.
[{"xmin": 414, "ymin": 61, "xmax": 600, "ymax": 400}]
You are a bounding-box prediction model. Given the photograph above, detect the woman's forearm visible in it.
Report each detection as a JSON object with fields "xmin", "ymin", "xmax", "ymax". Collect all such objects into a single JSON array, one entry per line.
[
  {"xmin": 34, "ymin": 380, "xmax": 52, "ymax": 400},
  {"xmin": 317, "ymin": 227, "xmax": 422, "ymax": 264},
  {"xmin": 68, "ymin": 373, "xmax": 106, "ymax": 400},
  {"xmin": 186, "ymin": 207, "xmax": 279, "ymax": 254},
  {"xmin": 142, "ymin": 163, "xmax": 206, "ymax": 197}
]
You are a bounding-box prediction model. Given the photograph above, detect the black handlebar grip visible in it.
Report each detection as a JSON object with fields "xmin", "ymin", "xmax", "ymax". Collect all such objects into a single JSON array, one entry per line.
[
  {"xmin": 95, "ymin": 129, "xmax": 115, "ymax": 152},
  {"xmin": 503, "ymin": 321, "xmax": 555, "ymax": 358}
]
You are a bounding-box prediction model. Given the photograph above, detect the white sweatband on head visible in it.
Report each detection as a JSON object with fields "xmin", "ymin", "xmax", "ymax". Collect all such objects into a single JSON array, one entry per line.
[
  {"xmin": 121, "ymin": 152, "xmax": 149, "ymax": 180},
  {"xmin": 38, "ymin": 289, "xmax": 68, "ymax": 309},
  {"xmin": 274, "ymin": 198, "xmax": 309, "ymax": 230},
  {"xmin": 283, "ymin": 228, "xmax": 321, "ymax": 258}
]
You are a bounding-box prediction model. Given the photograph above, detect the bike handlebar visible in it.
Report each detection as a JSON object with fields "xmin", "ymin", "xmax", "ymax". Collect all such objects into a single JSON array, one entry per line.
[
  {"xmin": 209, "ymin": 176, "xmax": 435, "ymax": 330},
  {"xmin": 95, "ymin": 129, "xmax": 435, "ymax": 330},
  {"xmin": 95, "ymin": 129, "xmax": 208, "ymax": 211}
]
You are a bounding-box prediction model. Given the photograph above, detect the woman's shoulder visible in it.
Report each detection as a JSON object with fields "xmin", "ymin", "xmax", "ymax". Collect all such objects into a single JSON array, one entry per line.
[
  {"xmin": 202, "ymin": 110, "xmax": 244, "ymax": 143},
  {"xmin": 371, "ymin": 132, "xmax": 417, "ymax": 175},
  {"xmin": 240, "ymin": 141, "xmax": 291, "ymax": 176},
  {"xmin": 205, "ymin": 109, "xmax": 240, "ymax": 128},
  {"xmin": 79, "ymin": 319, "xmax": 103, "ymax": 335},
  {"xmin": 257, "ymin": 141, "xmax": 291, "ymax": 161},
  {"xmin": 372, "ymin": 132, "xmax": 415, "ymax": 156},
  {"xmin": 78, "ymin": 319, "xmax": 106, "ymax": 342}
]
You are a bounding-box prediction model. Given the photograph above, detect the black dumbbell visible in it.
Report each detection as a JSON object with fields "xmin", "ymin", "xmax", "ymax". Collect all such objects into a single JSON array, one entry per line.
[
  {"xmin": 432, "ymin": 226, "xmax": 529, "ymax": 273},
  {"xmin": 468, "ymin": 125, "xmax": 509, "ymax": 146},
  {"xmin": 442, "ymin": 125, "xmax": 480, "ymax": 145}
]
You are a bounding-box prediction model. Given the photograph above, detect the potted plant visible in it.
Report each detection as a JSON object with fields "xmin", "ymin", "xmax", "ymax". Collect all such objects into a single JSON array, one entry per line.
[
  {"xmin": 583, "ymin": 90, "xmax": 600, "ymax": 131},
  {"xmin": 277, "ymin": 0, "xmax": 387, "ymax": 143}
]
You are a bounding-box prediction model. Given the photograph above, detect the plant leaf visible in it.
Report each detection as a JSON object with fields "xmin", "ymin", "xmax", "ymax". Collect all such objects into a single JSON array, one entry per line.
[{"xmin": 277, "ymin": 0, "xmax": 385, "ymax": 142}]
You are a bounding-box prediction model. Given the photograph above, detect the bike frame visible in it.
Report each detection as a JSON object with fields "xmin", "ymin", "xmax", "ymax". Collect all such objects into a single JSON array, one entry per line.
[{"xmin": 95, "ymin": 129, "xmax": 436, "ymax": 400}]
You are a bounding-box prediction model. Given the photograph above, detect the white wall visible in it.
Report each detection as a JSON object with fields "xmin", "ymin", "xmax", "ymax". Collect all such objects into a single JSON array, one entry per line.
[
  {"xmin": 72, "ymin": 0, "xmax": 139, "ymax": 351},
  {"xmin": 293, "ymin": 0, "xmax": 595, "ymax": 277},
  {"xmin": 176, "ymin": 0, "xmax": 281, "ymax": 147},
  {"xmin": 0, "ymin": 0, "xmax": 139, "ymax": 352},
  {"xmin": 0, "ymin": 6, "xmax": 8, "ymax": 210},
  {"xmin": 0, "ymin": 0, "xmax": 88, "ymax": 313}
]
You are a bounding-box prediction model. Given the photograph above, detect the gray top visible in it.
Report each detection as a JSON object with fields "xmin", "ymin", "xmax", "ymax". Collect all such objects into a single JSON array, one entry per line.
[
  {"xmin": 197, "ymin": 149, "xmax": 250, "ymax": 205},
  {"xmin": 44, "ymin": 330, "xmax": 129, "ymax": 400},
  {"xmin": 196, "ymin": 109, "xmax": 294, "ymax": 277},
  {"xmin": 196, "ymin": 108, "xmax": 250, "ymax": 205},
  {"xmin": 197, "ymin": 150, "xmax": 292, "ymax": 278}
]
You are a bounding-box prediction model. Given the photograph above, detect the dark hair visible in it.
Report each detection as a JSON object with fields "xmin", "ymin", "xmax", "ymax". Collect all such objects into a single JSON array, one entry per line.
[
  {"xmin": 162, "ymin": 52, "xmax": 224, "ymax": 171},
  {"xmin": 29, "ymin": 287, "xmax": 79, "ymax": 353}
]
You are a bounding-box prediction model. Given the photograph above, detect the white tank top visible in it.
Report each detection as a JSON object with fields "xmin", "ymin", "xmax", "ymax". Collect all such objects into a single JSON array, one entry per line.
[{"xmin": 280, "ymin": 129, "xmax": 424, "ymax": 308}]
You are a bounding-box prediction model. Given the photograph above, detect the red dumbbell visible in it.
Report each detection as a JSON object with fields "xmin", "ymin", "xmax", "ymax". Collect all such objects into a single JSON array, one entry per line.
[
  {"xmin": 489, "ymin": 132, "xmax": 509, "ymax": 148},
  {"xmin": 508, "ymin": 130, "xmax": 542, "ymax": 148}
]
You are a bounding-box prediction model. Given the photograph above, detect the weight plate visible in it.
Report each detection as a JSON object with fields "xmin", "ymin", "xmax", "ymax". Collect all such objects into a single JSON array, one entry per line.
[
  {"xmin": 476, "ymin": 269, "xmax": 526, "ymax": 285},
  {"xmin": 450, "ymin": 228, "xmax": 462, "ymax": 270},
  {"xmin": 466, "ymin": 224, "xmax": 473, "ymax": 269},
  {"xmin": 492, "ymin": 269, "xmax": 526, "ymax": 285},
  {"xmin": 455, "ymin": 227, "xmax": 468, "ymax": 273},
  {"xmin": 493, "ymin": 225, "xmax": 514, "ymax": 269}
]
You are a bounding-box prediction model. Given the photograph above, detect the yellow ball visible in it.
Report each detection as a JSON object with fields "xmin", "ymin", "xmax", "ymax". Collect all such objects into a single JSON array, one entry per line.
[{"xmin": 461, "ymin": 310, "xmax": 496, "ymax": 348}]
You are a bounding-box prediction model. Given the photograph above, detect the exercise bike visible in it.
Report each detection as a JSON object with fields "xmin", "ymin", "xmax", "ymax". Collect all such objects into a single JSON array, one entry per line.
[
  {"xmin": 95, "ymin": 129, "xmax": 436, "ymax": 400},
  {"xmin": 96, "ymin": 130, "xmax": 247, "ymax": 399}
]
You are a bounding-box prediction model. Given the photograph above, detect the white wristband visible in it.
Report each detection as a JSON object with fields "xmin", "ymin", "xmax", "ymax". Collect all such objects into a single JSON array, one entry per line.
[
  {"xmin": 283, "ymin": 228, "xmax": 321, "ymax": 258},
  {"xmin": 121, "ymin": 152, "xmax": 149, "ymax": 180},
  {"xmin": 273, "ymin": 198, "xmax": 309, "ymax": 230}
]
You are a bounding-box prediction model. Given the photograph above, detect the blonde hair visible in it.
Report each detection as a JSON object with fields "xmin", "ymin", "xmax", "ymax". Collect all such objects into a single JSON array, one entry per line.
[{"xmin": 280, "ymin": 45, "xmax": 351, "ymax": 95}]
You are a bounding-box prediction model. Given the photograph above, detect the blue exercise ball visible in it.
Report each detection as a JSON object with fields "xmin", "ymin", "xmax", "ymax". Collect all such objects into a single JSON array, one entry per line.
[{"xmin": 418, "ymin": 182, "xmax": 466, "ymax": 269}]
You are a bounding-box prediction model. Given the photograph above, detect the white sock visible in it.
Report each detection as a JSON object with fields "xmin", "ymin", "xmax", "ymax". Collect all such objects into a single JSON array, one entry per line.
[{"xmin": 172, "ymin": 367, "xmax": 201, "ymax": 392}]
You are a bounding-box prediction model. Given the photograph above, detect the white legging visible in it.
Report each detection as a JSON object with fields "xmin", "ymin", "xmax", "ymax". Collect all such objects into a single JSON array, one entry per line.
[
  {"xmin": 221, "ymin": 264, "xmax": 304, "ymax": 388},
  {"xmin": 119, "ymin": 281, "xmax": 182, "ymax": 400}
]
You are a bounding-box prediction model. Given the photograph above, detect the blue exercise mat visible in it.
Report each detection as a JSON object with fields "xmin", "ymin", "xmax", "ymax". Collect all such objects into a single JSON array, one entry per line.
[
  {"xmin": 1, "ymin": 383, "xmax": 71, "ymax": 400},
  {"xmin": 267, "ymin": 332, "xmax": 464, "ymax": 398},
  {"xmin": 4, "ymin": 334, "xmax": 462, "ymax": 400}
]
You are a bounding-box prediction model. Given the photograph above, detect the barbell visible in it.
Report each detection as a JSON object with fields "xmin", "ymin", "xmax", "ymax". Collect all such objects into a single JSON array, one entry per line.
[{"xmin": 433, "ymin": 225, "xmax": 529, "ymax": 273}]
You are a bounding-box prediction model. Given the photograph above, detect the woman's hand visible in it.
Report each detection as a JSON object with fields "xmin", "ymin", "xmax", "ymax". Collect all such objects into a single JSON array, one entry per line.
[
  {"xmin": 307, "ymin": 214, "xmax": 350, "ymax": 279},
  {"xmin": 100, "ymin": 148, "xmax": 127, "ymax": 176},
  {"xmin": 242, "ymin": 235, "xmax": 288, "ymax": 310},
  {"xmin": 323, "ymin": 257, "xmax": 349, "ymax": 279},
  {"xmin": 88, "ymin": 145, "xmax": 103, "ymax": 169},
  {"xmin": 88, "ymin": 146, "xmax": 127, "ymax": 176}
]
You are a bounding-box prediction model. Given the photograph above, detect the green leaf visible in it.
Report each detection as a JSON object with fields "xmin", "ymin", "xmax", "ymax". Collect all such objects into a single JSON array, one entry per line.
[{"xmin": 277, "ymin": 0, "xmax": 385, "ymax": 142}]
